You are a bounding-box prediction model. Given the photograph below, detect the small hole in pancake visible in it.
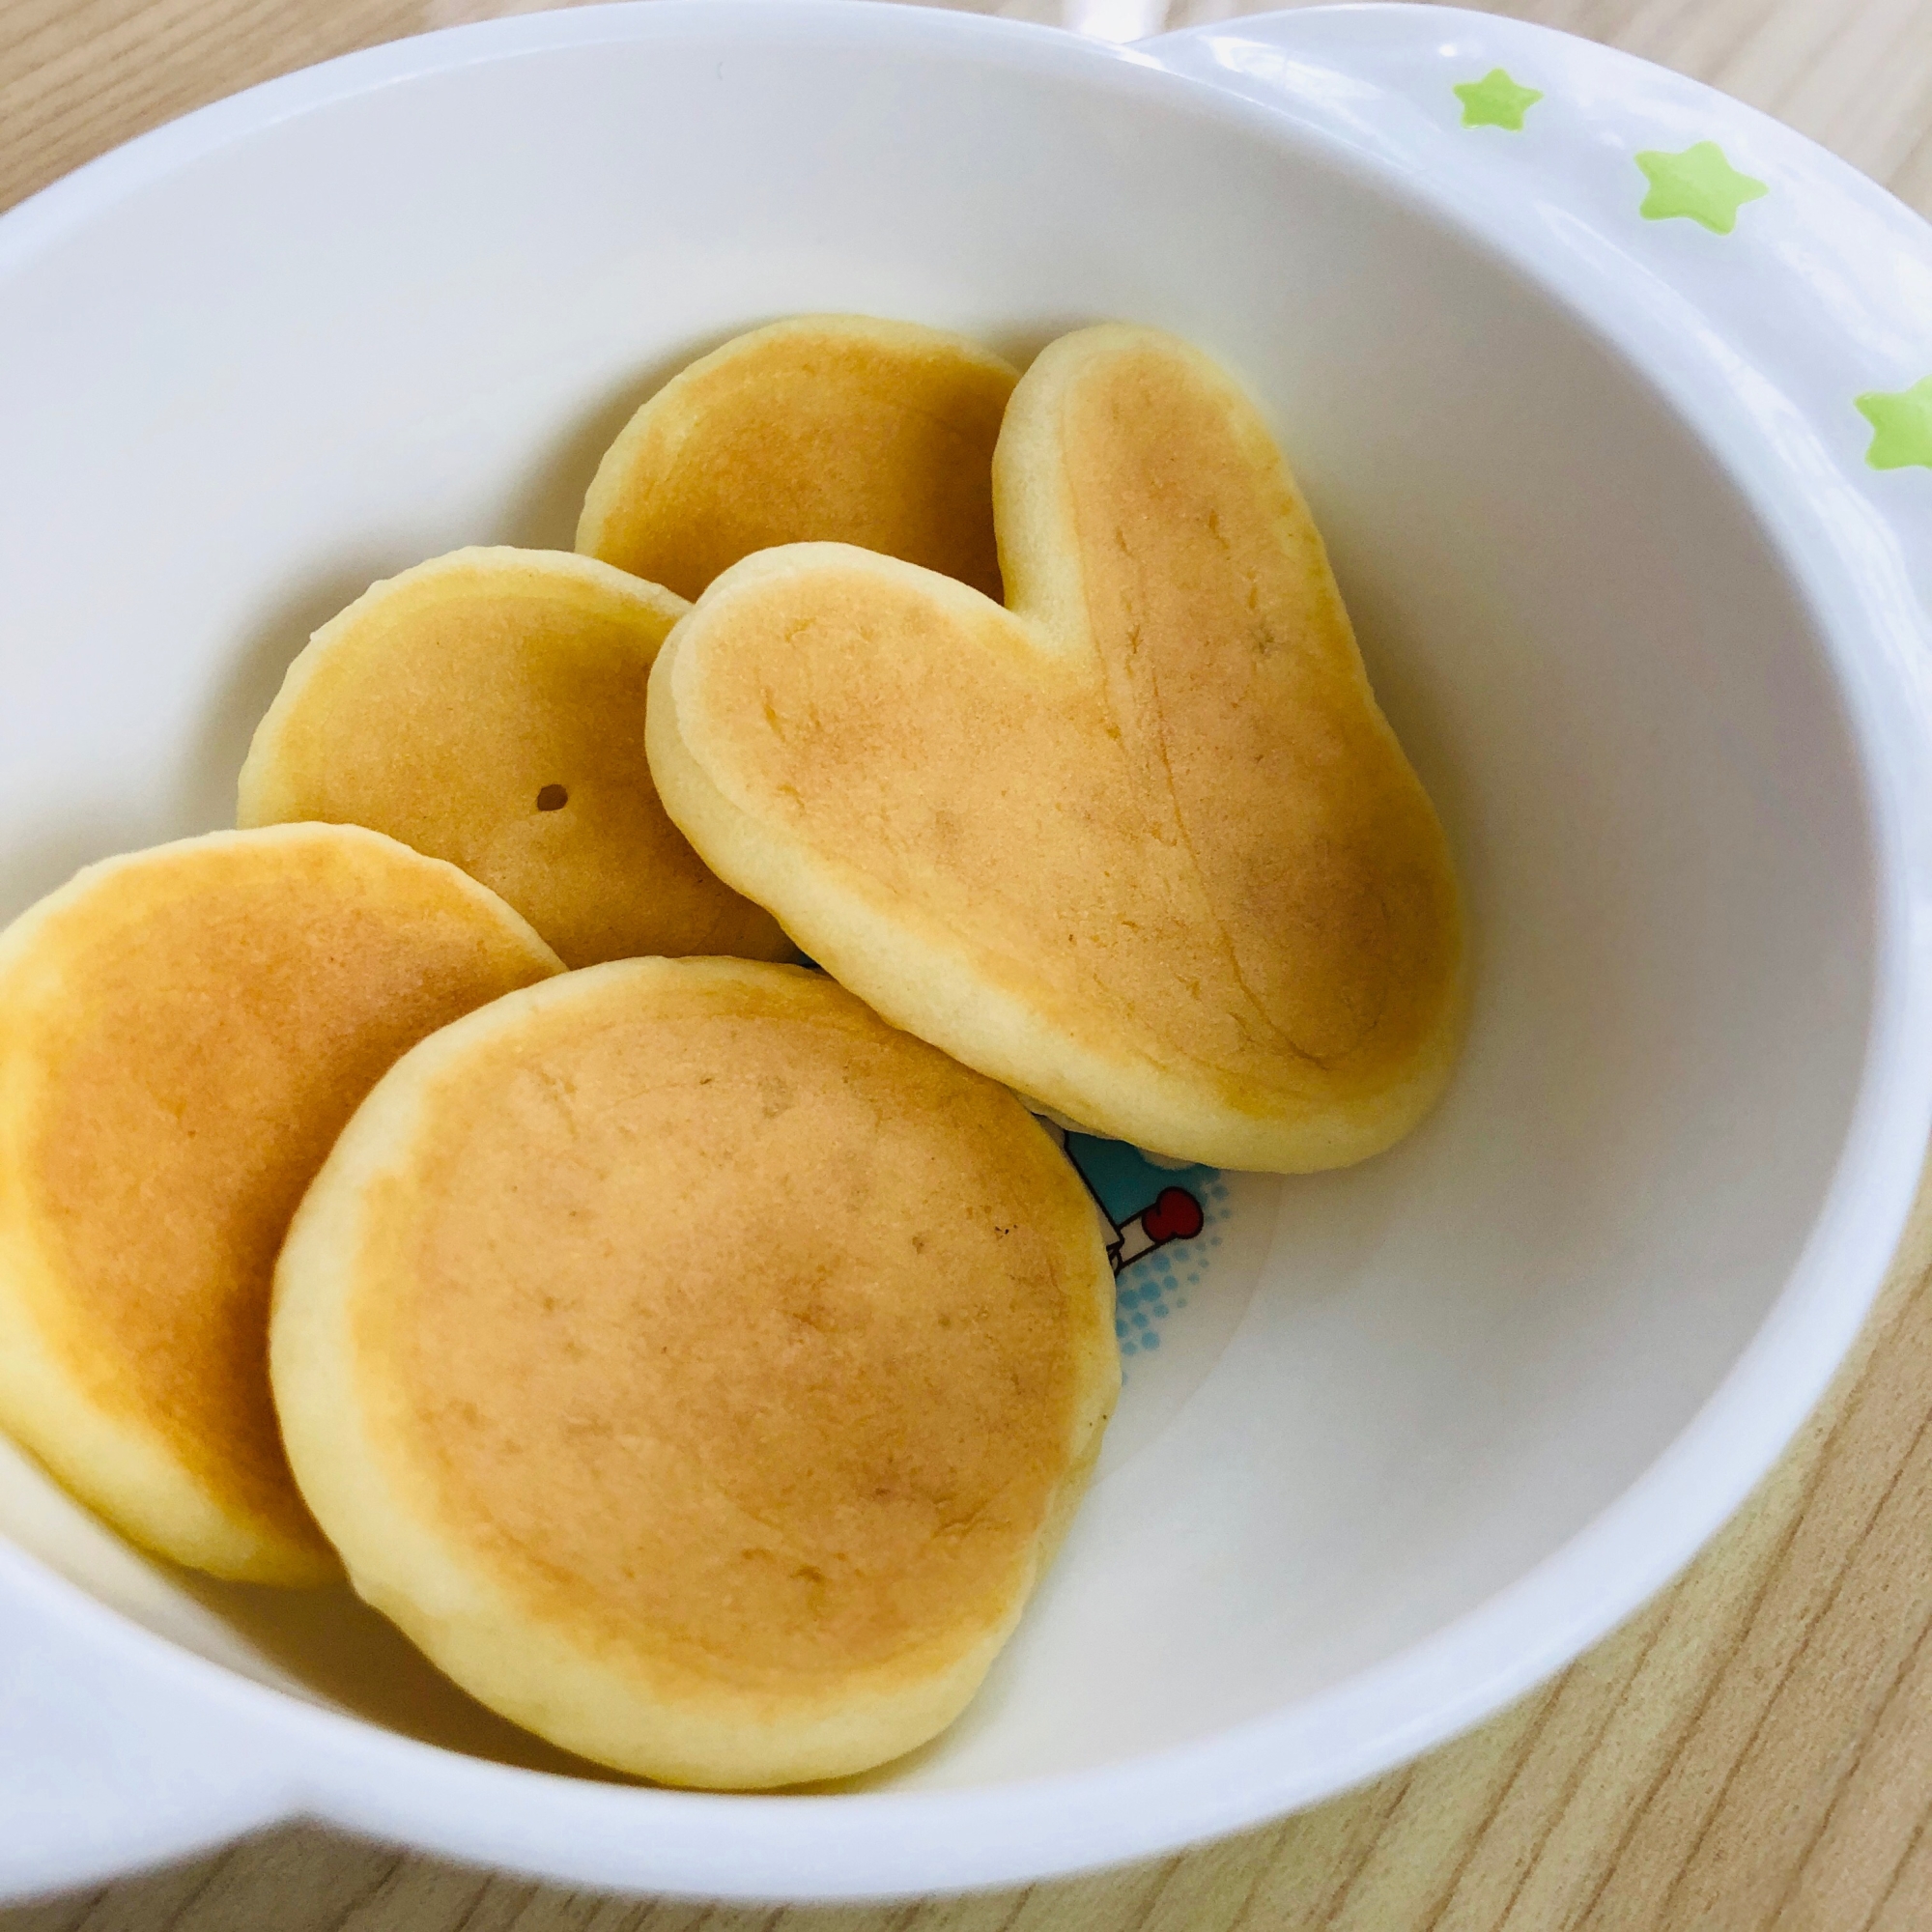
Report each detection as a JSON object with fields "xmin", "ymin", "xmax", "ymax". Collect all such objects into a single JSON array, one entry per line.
[{"xmin": 536, "ymin": 784, "xmax": 568, "ymax": 811}]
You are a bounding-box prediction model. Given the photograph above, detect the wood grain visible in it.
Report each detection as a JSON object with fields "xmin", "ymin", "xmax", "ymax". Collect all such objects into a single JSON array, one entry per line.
[{"xmin": 6, "ymin": 2, "xmax": 1932, "ymax": 1927}]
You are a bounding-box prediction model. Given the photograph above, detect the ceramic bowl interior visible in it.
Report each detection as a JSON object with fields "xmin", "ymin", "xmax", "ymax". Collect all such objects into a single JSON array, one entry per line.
[{"xmin": 0, "ymin": 3, "xmax": 1881, "ymax": 1802}]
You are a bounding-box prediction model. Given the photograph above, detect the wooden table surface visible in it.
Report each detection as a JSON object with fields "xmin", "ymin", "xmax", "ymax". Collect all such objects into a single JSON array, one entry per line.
[{"xmin": 7, "ymin": 0, "xmax": 1932, "ymax": 1926}]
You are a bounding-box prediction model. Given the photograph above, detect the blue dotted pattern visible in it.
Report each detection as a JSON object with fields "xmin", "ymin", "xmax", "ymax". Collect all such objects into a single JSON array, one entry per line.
[{"xmin": 1116, "ymin": 1177, "xmax": 1235, "ymax": 1363}]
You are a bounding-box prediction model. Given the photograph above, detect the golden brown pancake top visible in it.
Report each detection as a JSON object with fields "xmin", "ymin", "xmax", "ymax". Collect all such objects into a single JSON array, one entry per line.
[
  {"xmin": 578, "ymin": 317, "xmax": 1017, "ymax": 602},
  {"xmin": 663, "ymin": 327, "xmax": 1462, "ymax": 1144},
  {"xmin": 239, "ymin": 550, "xmax": 786, "ymax": 969},
  {"xmin": 2, "ymin": 828, "xmax": 559, "ymax": 1553},
  {"xmin": 348, "ymin": 964, "xmax": 1112, "ymax": 1690}
]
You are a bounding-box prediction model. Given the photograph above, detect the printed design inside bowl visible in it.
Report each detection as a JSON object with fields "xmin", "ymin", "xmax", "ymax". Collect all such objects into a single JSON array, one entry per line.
[{"xmin": 1039, "ymin": 1126, "xmax": 1275, "ymax": 1474}]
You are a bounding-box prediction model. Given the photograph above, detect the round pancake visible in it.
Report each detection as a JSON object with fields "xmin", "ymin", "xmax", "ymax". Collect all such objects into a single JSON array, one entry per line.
[
  {"xmin": 237, "ymin": 548, "xmax": 789, "ymax": 969},
  {"xmin": 646, "ymin": 325, "xmax": 1465, "ymax": 1172},
  {"xmin": 0, "ymin": 825, "xmax": 562, "ymax": 1584},
  {"xmin": 576, "ymin": 316, "xmax": 1018, "ymax": 602},
  {"xmin": 270, "ymin": 957, "xmax": 1118, "ymax": 1787}
]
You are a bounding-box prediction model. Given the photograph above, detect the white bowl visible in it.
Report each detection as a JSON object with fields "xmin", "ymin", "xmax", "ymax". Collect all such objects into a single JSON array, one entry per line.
[{"xmin": 6, "ymin": 0, "xmax": 1932, "ymax": 1903}]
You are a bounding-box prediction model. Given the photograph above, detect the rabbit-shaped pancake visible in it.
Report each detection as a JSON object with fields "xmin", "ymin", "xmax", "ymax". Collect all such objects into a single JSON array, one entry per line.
[{"xmin": 649, "ymin": 326, "xmax": 1463, "ymax": 1172}]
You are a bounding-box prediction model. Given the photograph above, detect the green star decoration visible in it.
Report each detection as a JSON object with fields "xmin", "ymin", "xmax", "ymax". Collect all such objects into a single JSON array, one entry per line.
[
  {"xmin": 1454, "ymin": 69, "xmax": 1544, "ymax": 131},
  {"xmin": 1857, "ymin": 378, "xmax": 1932, "ymax": 471},
  {"xmin": 1635, "ymin": 142, "xmax": 1768, "ymax": 234}
]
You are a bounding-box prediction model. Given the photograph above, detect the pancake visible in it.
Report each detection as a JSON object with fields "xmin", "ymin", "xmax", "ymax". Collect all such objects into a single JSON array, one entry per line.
[
  {"xmin": 237, "ymin": 548, "xmax": 789, "ymax": 969},
  {"xmin": 576, "ymin": 316, "xmax": 1018, "ymax": 601},
  {"xmin": 270, "ymin": 957, "xmax": 1117, "ymax": 1787},
  {"xmin": 0, "ymin": 825, "xmax": 562, "ymax": 1583},
  {"xmin": 646, "ymin": 324, "xmax": 1466, "ymax": 1173}
]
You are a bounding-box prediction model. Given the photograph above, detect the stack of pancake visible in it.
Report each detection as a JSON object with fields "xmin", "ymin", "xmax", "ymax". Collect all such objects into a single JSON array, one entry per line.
[{"xmin": 0, "ymin": 317, "xmax": 1463, "ymax": 1786}]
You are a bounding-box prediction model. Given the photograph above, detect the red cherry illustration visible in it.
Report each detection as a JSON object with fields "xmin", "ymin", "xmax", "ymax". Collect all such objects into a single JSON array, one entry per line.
[{"xmin": 1143, "ymin": 1187, "xmax": 1205, "ymax": 1245}]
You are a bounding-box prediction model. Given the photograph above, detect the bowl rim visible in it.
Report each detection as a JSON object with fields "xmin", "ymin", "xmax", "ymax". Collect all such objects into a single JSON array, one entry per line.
[{"xmin": 5, "ymin": 0, "xmax": 1932, "ymax": 1900}]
